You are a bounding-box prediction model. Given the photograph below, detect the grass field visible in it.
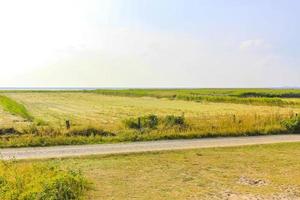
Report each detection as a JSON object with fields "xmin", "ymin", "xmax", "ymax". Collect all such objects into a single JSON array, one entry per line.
[
  {"xmin": 0, "ymin": 89, "xmax": 299, "ymax": 147},
  {"xmin": 16, "ymin": 142, "xmax": 300, "ymax": 199},
  {"xmin": 94, "ymin": 88, "xmax": 300, "ymax": 106},
  {"xmin": 0, "ymin": 89, "xmax": 300, "ymax": 199}
]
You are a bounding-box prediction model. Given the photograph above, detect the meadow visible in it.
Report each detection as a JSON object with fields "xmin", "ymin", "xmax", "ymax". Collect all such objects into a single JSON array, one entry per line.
[
  {"xmin": 7, "ymin": 142, "xmax": 300, "ymax": 199},
  {"xmin": 0, "ymin": 89, "xmax": 299, "ymax": 147},
  {"xmin": 1, "ymin": 89, "xmax": 300, "ymax": 199}
]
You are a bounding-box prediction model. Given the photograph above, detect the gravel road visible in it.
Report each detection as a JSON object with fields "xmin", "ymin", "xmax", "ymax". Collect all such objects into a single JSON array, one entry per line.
[{"xmin": 1, "ymin": 134, "xmax": 300, "ymax": 160}]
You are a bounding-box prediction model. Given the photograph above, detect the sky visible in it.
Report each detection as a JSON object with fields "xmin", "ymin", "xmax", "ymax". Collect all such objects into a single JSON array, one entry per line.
[{"xmin": 0, "ymin": 0, "xmax": 299, "ymax": 88}]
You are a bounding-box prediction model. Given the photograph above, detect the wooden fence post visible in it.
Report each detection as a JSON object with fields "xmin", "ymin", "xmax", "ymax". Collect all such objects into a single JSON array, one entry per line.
[
  {"xmin": 138, "ymin": 117, "xmax": 141, "ymax": 130},
  {"xmin": 66, "ymin": 120, "xmax": 71, "ymax": 129}
]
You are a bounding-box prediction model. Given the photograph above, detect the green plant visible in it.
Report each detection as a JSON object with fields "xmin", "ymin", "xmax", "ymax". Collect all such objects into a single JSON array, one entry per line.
[
  {"xmin": 281, "ymin": 116, "xmax": 300, "ymax": 133},
  {"xmin": 141, "ymin": 115, "xmax": 159, "ymax": 129},
  {"xmin": 124, "ymin": 118, "xmax": 141, "ymax": 129},
  {"xmin": 124, "ymin": 115, "xmax": 159, "ymax": 130},
  {"xmin": 163, "ymin": 115, "xmax": 186, "ymax": 127}
]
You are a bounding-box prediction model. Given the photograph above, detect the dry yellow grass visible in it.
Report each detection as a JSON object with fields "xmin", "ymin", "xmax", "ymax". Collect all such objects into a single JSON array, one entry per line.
[
  {"xmin": 3, "ymin": 92, "xmax": 299, "ymax": 132},
  {"xmin": 0, "ymin": 92, "xmax": 298, "ymax": 148},
  {"xmin": 29, "ymin": 142, "xmax": 300, "ymax": 199},
  {"xmin": 0, "ymin": 107, "xmax": 27, "ymax": 128}
]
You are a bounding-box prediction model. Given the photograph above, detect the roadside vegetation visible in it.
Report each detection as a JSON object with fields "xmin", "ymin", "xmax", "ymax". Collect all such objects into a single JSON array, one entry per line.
[
  {"xmin": 29, "ymin": 142, "xmax": 300, "ymax": 199},
  {"xmin": 0, "ymin": 90, "xmax": 299, "ymax": 147},
  {"xmin": 123, "ymin": 114, "xmax": 186, "ymax": 130},
  {"xmin": 0, "ymin": 160, "xmax": 88, "ymax": 200},
  {"xmin": 281, "ymin": 115, "xmax": 300, "ymax": 133},
  {"xmin": 0, "ymin": 112, "xmax": 297, "ymax": 148}
]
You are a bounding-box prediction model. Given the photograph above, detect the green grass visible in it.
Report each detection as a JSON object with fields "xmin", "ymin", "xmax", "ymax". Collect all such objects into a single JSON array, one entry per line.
[
  {"xmin": 0, "ymin": 95, "xmax": 33, "ymax": 121},
  {"xmin": 94, "ymin": 88, "xmax": 300, "ymax": 106},
  {"xmin": 94, "ymin": 88, "xmax": 300, "ymax": 97},
  {"xmin": 25, "ymin": 142, "xmax": 300, "ymax": 199},
  {"xmin": 0, "ymin": 160, "xmax": 88, "ymax": 200}
]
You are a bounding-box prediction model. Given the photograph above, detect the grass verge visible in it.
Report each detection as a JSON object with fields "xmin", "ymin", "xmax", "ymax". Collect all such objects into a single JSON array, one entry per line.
[
  {"xmin": 29, "ymin": 142, "xmax": 300, "ymax": 199},
  {"xmin": 0, "ymin": 160, "xmax": 88, "ymax": 200},
  {"xmin": 0, "ymin": 126, "xmax": 289, "ymax": 148}
]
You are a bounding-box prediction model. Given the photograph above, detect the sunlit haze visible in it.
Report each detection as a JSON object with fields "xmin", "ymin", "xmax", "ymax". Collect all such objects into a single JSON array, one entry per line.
[{"xmin": 0, "ymin": 0, "xmax": 299, "ymax": 88}]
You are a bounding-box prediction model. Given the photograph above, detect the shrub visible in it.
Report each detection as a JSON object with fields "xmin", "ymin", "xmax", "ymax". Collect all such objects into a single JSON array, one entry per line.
[
  {"xmin": 163, "ymin": 115, "xmax": 185, "ymax": 127},
  {"xmin": 141, "ymin": 115, "xmax": 159, "ymax": 129},
  {"xmin": 67, "ymin": 128, "xmax": 116, "ymax": 137},
  {"xmin": 281, "ymin": 116, "xmax": 300, "ymax": 133},
  {"xmin": 0, "ymin": 128, "xmax": 20, "ymax": 135},
  {"xmin": 124, "ymin": 115, "xmax": 159, "ymax": 130},
  {"xmin": 124, "ymin": 118, "xmax": 141, "ymax": 129},
  {"xmin": 124, "ymin": 114, "xmax": 186, "ymax": 130},
  {"xmin": 0, "ymin": 161, "xmax": 88, "ymax": 200}
]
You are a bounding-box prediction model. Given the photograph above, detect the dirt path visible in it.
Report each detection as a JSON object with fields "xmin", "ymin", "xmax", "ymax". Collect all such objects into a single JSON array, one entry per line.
[{"xmin": 1, "ymin": 134, "xmax": 300, "ymax": 160}]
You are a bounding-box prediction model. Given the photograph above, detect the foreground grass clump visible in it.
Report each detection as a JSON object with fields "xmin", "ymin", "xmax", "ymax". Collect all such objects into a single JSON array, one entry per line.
[
  {"xmin": 0, "ymin": 161, "xmax": 88, "ymax": 200},
  {"xmin": 0, "ymin": 95, "xmax": 33, "ymax": 121}
]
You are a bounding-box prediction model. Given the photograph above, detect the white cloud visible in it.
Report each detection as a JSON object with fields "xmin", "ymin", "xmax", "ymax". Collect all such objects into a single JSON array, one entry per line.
[{"xmin": 239, "ymin": 39, "xmax": 270, "ymax": 50}]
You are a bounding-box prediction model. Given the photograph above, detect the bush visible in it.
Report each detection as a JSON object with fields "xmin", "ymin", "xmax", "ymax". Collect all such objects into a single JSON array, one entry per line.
[
  {"xmin": 141, "ymin": 115, "xmax": 159, "ymax": 129},
  {"xmin": 124, "ymin": 115, "xmax": 159, "ymax": 130},
  {"xmin": 163, "ymin": 115, "xmax": 185, "ymax": 127},
  {"xmin": 281, "ymin": 116, "xmax": 300, "ymax": 133},
  {"xmin": 0, "ymin": 128, "xmax": 20, "ymax": 135},
  {"xmin": 67, "ymin": 128, "xmax": 115, "ymax": 137},
  {"xmin": 124, "ymin": 114, "xmax": 186, "ymax": 130},
  {"xmin": 0, "ymin": 161, "xmax": 88, "ymax": 200},
  {"xmin": 124, "ymin": 118, "xmax": 141, "ymax": 129}
]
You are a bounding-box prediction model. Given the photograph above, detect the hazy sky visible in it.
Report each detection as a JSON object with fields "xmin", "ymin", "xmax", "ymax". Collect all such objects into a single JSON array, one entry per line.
[{"xmin": 0, "ymin": 0, "xmax": 299, "ymax": 87}]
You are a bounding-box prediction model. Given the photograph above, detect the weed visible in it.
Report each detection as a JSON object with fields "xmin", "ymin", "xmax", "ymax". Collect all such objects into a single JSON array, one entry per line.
[{"xmin": 0, "ymin": 161, "xmax": 89, "ymax": 200}]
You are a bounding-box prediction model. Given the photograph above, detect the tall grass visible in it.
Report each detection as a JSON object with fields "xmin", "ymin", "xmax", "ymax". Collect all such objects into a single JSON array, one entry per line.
[
  {"xmin": 0, "ymin": 111, "xmax": 296, "ymax": 148},
  {"xmin": 0, "ymin": 160, "xmax": 88, "ymax": 200},
  {"xmin": 0, "ymin": 95, "xmax": 33, "ymax": 121}
]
